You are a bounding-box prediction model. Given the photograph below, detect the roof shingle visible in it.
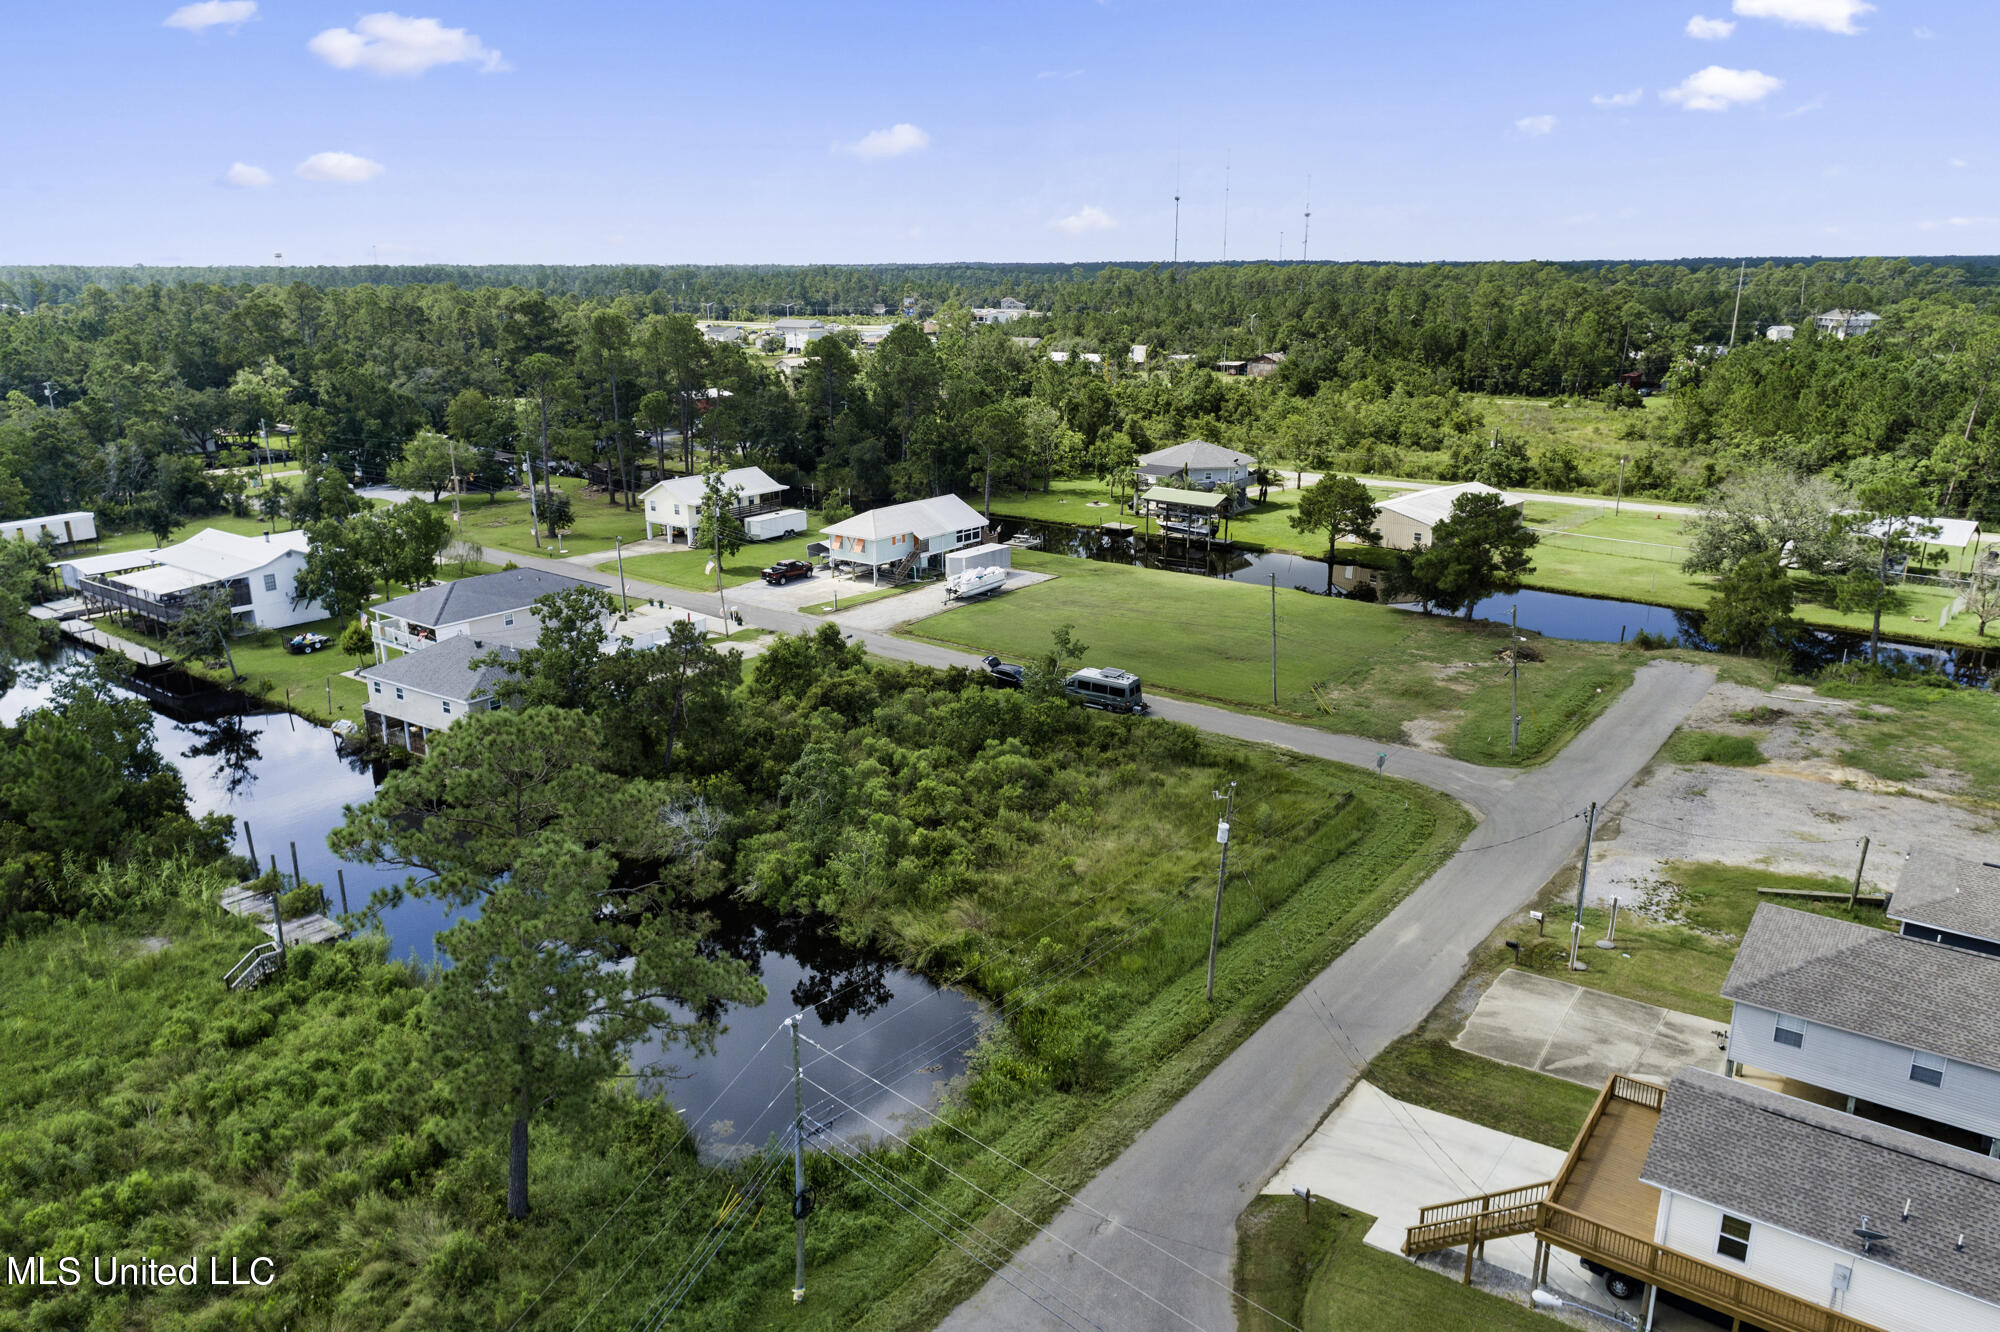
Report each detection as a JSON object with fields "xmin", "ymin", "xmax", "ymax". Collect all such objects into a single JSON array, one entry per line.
[{"xmin": 1890, "ymin": 850, "xmax": 2000, "ymax": 944}]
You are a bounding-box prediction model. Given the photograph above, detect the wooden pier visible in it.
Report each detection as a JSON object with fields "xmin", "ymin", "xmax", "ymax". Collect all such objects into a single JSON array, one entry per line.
[
  {"xmin": 220, "ymin": 882, "xmax": 347, "ymax": 945},
  {"xmin": 47, "ymin": 611, "xmax": 170, "ymax": 666}
]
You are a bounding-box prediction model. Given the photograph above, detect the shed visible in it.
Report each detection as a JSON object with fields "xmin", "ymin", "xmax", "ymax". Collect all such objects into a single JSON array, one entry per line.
[
  {"xmin": 1375, "ymin": 482, "xmax": 1522, "ymax": 551},
  {"xmin": 2, "ymin": 511, "xmax": 96, "ymax": 547},
  {"xmin": 944, "ymin": 543, "xmax": 1012, "ymax": 578}
]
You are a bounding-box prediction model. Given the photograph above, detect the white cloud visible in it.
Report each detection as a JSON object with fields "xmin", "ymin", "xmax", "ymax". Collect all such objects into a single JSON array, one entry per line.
[
  {"xmin": 1913, "ymin": 25, "xmax": 1934, "ymax": 38},
  {"xmin": 1515, "ymin": 114, "xmax": 1557, "ymax": 136},
  {"xmin": 1052, "ymin": 205, "xmax": 1116, "ymax": 235},
  {"xmin": 1781, "ymin": 95, "xmax": 1826, "ymax": 117},
  {"xmin": 1661, "ymin": 65, "xmax": 1782, "ymax": 111},
  {"xmin": 1686, "ymin": 14, "xmax": 1737, "ymax": 38},
  {"xmin": 1034, "ymin": 68, "xmax": 1084, "ymax": 80},
  {"xmin": 1591, "ymin": 88, "xmax": 1643, "ymax": 108},
  {"xmin": 1920, "ymin": 216, "xmax": 1999, "ymax": 230},
  {"xmin": 295, "ymin": 151, "xmax": 385, "ymax": 183},
  {"xmin": 308, "ymin": 12, "xmax": 509, "ymax": 76},
  {"xmin": 164, "ymin": 1, "xmax": 256, "ymax": 31},
  {"xmin": 222, "ymin": 161, "xmax": 272, "ymax": 188},
  {"xmin": 840, "ymin": 123, "xmax": 931, "ymax": 158},
  {"xmin": 1731, "ymin": 0, "xmax": 1873, "ymax": 35},
  {"xmin": 1949, "ymin": 157, "xmax": 1968, "ymax": 168}
]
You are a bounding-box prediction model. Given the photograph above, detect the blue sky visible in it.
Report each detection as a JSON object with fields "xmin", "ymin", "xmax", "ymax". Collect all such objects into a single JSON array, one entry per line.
[{"xmin": 8, "ymin": 1, "xmax": 1994, "ymax": 266}]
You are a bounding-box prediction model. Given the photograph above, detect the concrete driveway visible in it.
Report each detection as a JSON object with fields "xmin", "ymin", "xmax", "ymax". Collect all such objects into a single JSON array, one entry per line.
[
  {"xmin": 1454, "ymin": 970, "xmax": 1728, "ymax": 1088},
  {"xmin": 1264, "ymin": 1082, "xmax": 1712, "ymax": 1331},
  {"xmin": 829, "ymin": 570, "xmax": 1056, "ymax": 634}
]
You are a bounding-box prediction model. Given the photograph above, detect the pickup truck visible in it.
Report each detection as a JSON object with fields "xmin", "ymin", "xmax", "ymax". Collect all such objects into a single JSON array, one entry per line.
[{"xmin": 760, "ymin": 559, "xmax": 813, "ymax": 585}]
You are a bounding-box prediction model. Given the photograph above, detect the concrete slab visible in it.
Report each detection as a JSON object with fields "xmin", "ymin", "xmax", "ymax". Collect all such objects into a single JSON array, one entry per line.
[
  {"xmin": 1262, "ymin": 1082, "xmax": 1707, "ymax": 1327},
  {"xmin": 1454, "ymin": 969, "xmax": 1727, "ymax": 1087},
  {"xmin": 831, "ymin": 569, "xmax": 1057, "ymax": 634}
]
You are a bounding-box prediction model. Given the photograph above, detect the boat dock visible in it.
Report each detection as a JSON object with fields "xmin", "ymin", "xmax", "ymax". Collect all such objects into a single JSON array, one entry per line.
[
  {"xmin": 220, "ymin": 882, "xmax": 347, "ymax": 946},
  {"xmin": 37, "ymin": 601, "xmax": 171, "ymax": 666}
]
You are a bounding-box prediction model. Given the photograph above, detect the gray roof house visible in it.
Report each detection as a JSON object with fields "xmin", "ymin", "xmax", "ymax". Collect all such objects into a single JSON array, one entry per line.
[
  {"xmin": 1722, "ymin": 904, "xmax": 2000, "ymax": 1149},
  {"xmin": 1133, "ymin": 441, "xmax": 1257, "ymax": 499},
  {"xmin": 1889, "ymin": 851, "xmax": 2000, "ymax": 956},
  {"xmin": 356, "ymin": 635, "xmax": 518, "ymax": 755},
  {"xmin": 1637, "ymin": 1067, "xmax": 2000, "ymax": 1327},
  {"xmin": 369, "ymin": 568, "xmax": 591, "ymax": 657}
]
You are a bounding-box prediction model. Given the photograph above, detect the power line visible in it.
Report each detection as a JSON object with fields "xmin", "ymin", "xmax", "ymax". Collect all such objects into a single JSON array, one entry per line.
[
  {"xmin": 797, "ymin": 1031, "xmax": 1305, "ymax": 1332},
  {"xmin": 805, "ymin": 1077, "xmax": 1207, "ymax": 1332},
  {"xmin": 628, "ymin": 1135, "xmax": 796, "ymax": 1332}
]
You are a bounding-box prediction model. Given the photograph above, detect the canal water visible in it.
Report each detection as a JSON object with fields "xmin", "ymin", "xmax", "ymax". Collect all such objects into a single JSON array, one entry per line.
[
  {"xmin": 993, "ymin": 517, "xmax": 1995, "ymax": 684},
  {"xmin": 0, "ymin": 649, "xmax": 988, "ymax": 1155}
]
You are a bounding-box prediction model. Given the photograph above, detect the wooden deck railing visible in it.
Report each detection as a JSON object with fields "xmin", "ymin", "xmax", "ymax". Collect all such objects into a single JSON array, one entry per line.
[
  {"xmin": 1403, "ymin": 1181, "xmax": 1552, "ymax": 1256},
  {"xmin": 1538, "ymin": 1202, "xmax": 1888, "ymax": 1332}
]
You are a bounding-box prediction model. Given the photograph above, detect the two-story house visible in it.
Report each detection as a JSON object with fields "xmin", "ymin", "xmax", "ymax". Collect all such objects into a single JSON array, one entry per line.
[
  {"xmin": 1888, "ymin": 851, "xmax": 2000, "ymax": 957},
  {"xmin": 638, "ymin": 466, "xmax": 800, "ymax": 545},
  {"xmin": 356, "ymin": 634, "xmax": 517, "ymax": 754},
  {"xmin": 369, "ymin": 568, "xmax": 591, "ymax": 659},
  {"xmin": 1722, "ymin": 904, "xmax": 2000, "ymax": 1154},
  {"xmin": 818, "ymin": 495, "xmax": 987, "ymax": 583}
]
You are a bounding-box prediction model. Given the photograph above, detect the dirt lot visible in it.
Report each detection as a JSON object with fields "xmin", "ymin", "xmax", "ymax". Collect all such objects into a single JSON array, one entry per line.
[{"xmin": 1584, "ymin": 680, "xmax": 2000, "ymax": 910}]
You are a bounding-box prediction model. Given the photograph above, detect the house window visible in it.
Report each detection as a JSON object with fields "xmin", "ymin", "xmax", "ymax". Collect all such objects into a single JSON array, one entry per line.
[
  {"xmin": 489, "ymin": 698, "xmax": 503, "ymax": 710},
  {"xmin": 372, "ymin": 682, "xmax": 381, "ymax": 695},
  {"xmin": 956, "ymin": 527, "xmax": 982, "ymax": 545},
  {"xmin": 262, "ymin": 573, "xmax": 277, "ymax": 592},
  {"xmin": 442, "ymin": 700, "xmax": 452, "ymax": 715},
  {"xmin": 1773, "ymin": 1015, "xmax": 1805, "ymax": 1048},
  {"xmin": 1716, "ymin": 1215, "xmax": 1752, "ymax": 1262},
  {"xmin": 1911, "ymin": 1052, "xmax": 1947, "ymax": 1087},
  {"xmin": 395, "ymin": 687, "xmax": 404, "ymax": 700},
  {"xmin": 504, "ymin": 614, "xmax": 515, "ymax": 626}
]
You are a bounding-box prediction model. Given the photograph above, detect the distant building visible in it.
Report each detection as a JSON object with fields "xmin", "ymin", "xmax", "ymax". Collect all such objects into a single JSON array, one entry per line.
[
  {"xmin": 700, "ymin": 324, "xmax": 745, "ymax": 344},
  {"xmin": 640, "ymin": 466, "xmax": 797, "ymax": 545},
  {"xmin": 1134, "ymin": 440, "xmax": 1257, "ymax": 493},
  {"xmin": 972, "ymin": 298, "xmax": 1040, "ymax": 325},
  {"xmin": 1243, "ymin": 351, "xmax": 1287, "ymax": 378},
  {"xmin": 357, "ymin": 633, "xmax": 516, "ymax": 755},
  {"xmin": 1129, "ymin": 344, "xmax": 1149, "ymax": 363},
  {"xmin": 2, "ymin": 510, "xmax": 95, "ymax": 548},
  {"xmin": 1765, "ymin": 324, "xmax": 1796, "ymax": 342},
  {"xmin": 1374, "ymin": 482, "xmax": 1523, "ymax": 551},
  {"xmin": 59, "ymin": 528, "xmax": 325, "ymax": 631},
  {"xmin": 1814, "ymin": 309, "xmax": 1882, "ymax": 339},
  {"xmin": 773, "ymin": 318, "xmax": 829, "ymax": 351}
]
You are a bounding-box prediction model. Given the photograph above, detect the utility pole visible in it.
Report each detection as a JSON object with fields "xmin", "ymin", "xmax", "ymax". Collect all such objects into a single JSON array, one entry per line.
[
  {"xmin": 1849, "ymin": 836, "xmax": 1871, "ymax": 908},
  {"xmin": 1510, "ymin": 603, "xmax": 1521, "ymax": 758},
  {"xmin": 1172, "ymin": 154, "xmax": 1181, "ymax": 265},
  {"xmin": 447, "ymin": 435, "xmax": 462, "ymax": 532},
  {"xmin": 614, "ymin": 536, "xmax": 630, "ymax": 613},
  {"xmin": 1302, "ymin": 174, "xmax": 1311, "ymax": 263},
  {"xmin": 1269, "ymin": 573, "xmax": 1278, "ymax": 705},
  {"xmin": 1222, "ymin": 154, "xmax": 1231, "ymax": 263},
  {"xmin": 1728, "ymin": 261, "xmax": 1746, "ymax": 349},
  {"xmin": 788, "ymin": 1015, "xmax": 809, "ymax": 1304},
  {"xmin": 258, "ymin": 418, "xmax": 268, "ymax": 486},
  {"xmin": 525, "ymin": 456, "xmax": 542, "ymax": 549},
  {"xmin": 1205, "ymin": 781, "xmax": 1238, "ymax": 1002},
  {"xmin": 1569, "ymin": 803, "xmax": 1597, "ymax": 972},
  {"xmin": 1615, "ymin": 457, "xmax": 1628, "ymax": 515}
]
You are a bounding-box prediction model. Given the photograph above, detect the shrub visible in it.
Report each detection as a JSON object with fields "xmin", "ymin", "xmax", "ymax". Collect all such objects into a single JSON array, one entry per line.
[{"xmin": 1662, "ymin": 729, "xmax": 1765, "ymax": 766}]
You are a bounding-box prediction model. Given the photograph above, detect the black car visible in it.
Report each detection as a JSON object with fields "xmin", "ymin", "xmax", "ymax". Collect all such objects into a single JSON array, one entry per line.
[
  {"xmin": 980, "ymin": 655, "xmax": 1025, "ymax": 688},
  {"xmin": 760, "ymin": 559, "xmax": 813, "ymax": 585}
]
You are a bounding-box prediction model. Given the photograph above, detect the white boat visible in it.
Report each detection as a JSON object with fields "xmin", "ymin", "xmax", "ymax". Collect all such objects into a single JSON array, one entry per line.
[
  {"xmin": 947, "ymin": 566, "xmax": 1009, "ymax": 601},
  {"xmin": 1159, "ymin": 517, "xmax": 1215, "ymax": 538}
]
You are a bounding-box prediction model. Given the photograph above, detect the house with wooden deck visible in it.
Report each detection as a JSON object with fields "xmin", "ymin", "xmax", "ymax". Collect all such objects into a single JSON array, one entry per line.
[
  {"xmin": 818, "ymin": 495, "xmax": 987, "ymax": 582},
  {"xmin": 639, "ymin": 466, "xmax": 801, "ymax": 545},
  {"xmin": 1407, "ymin": 1069, "xmax": 2000, "ymax": 1332},
  {"xmin": 1720, "ymin": 904, "xmax": 2000, "ymax": 1154},
  {"xmin": 1887, "ymin": 851, "xmax": 2000, "ymax": 956},
  {"xmin": 1134, "ymin": 440, "xmax": 1256, "ymax": 496},
  {"xmin": 356, "ymin": 634, "xmax": 515, "ymax": 754},
  {"xmin": 58, "ymin": 528, "xmax": 325, "ymax": 631}
]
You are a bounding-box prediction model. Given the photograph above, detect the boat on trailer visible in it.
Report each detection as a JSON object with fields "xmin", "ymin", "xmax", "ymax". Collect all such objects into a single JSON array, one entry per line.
[{"xmin": 946, "ymin": 566, "xmax": 1009, "ymax": 601}]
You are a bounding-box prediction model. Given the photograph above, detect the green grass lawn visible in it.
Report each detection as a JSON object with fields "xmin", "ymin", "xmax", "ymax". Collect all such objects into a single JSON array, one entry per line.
[
  {"xmin": 1816, "ymin": 674, "xmax": 2000, "ymax": 795},
  {"xmin": 974, "ymin": 479, "xmax": 1315, "ymax": 552},
  {"xmin": 441, "ymin": 476, "xmax": 651, "ymax": 559},
  {"xmin": 1365, "ymin": 1033, "xmax": 1598, "ymax": 1150},
  {"xmin": 1507, "ymin": 859, "xmax": 1890, "ymax": 1024},
  {"xmin": 906, "ymin": 551, "xmax": 1639, "ymax": 767},
  {"xmin": 93, "ymin": 512, "xmax": 282, "ymax": 556},
  {"xmin": 1237, "ymin": 1198, "xmax": 1555, "ymax": 1332},
  {"xmin": 1661, "ymin": 728, "xmax": 1767, "ymax": 765},
  {"xmin": 601, "ymin": 526, "xmax": 828, "ymax": 592}
]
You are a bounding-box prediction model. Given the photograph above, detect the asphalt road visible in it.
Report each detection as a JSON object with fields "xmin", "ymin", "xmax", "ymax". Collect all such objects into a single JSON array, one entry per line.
[
  {"xmin": 478, "ymin": 542, "xmax": 1713, "ymax": 1332},
  {"xmin": 934, "ymin": 660, "xmax": 1712, "ymax": 1332}
]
